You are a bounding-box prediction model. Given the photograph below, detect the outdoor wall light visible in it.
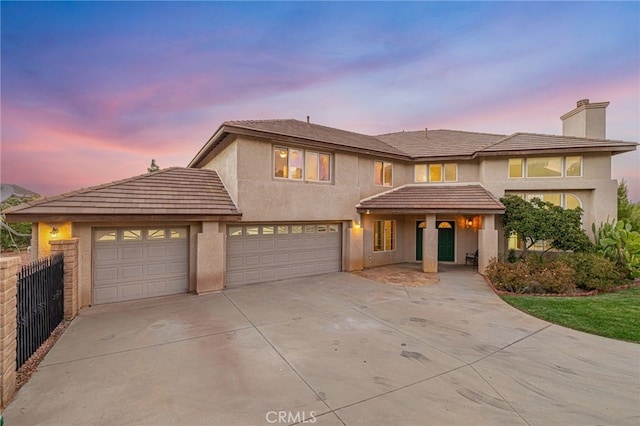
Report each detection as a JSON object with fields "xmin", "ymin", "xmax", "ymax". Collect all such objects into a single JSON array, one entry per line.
[
  {"xmin": 353, "ymin": 221, "xmax": 361, "ymax": 229},
  {"xmin": 50, "ymin": 227, "xmax": 59, "ymax": 238},
  {"xmin": 466, "ymin": 218, "xmax": 473, "ymax": 228},
  {"xmin": 365, "ymin": 209, "xmax": 370, "ymax": 215}
]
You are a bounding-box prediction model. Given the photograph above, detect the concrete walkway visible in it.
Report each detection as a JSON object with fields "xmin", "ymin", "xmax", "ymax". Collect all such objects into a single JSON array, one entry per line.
[{"xmin": 3, "ymin": 266, "xmax": 639, "ymax": 425}]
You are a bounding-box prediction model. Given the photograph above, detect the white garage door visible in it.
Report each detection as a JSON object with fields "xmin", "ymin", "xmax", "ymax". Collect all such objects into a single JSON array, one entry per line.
[
  {"xmin": 226, "ymin": 223, "xmax": 341, "ymax": 286},
  {"xmin": 93, "ymin": 227, "xmax": 189, "ymax": 304}
]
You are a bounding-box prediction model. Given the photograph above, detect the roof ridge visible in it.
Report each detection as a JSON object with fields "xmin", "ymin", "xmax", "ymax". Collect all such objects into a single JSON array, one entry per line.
[{"xmin": 376, "ymin": 129, "xmax": 508, "ymax": 138}]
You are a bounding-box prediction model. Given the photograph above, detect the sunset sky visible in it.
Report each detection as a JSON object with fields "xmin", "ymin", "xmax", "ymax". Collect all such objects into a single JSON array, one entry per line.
[{"xmin": 2, "ymin": 2, "xmax": 639, "ymax": 200}]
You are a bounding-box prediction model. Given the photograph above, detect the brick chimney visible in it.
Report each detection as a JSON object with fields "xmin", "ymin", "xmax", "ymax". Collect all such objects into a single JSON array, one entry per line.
[{"xmin": 560, "ymin": 99, "xmax": 610, "ymax": 139}]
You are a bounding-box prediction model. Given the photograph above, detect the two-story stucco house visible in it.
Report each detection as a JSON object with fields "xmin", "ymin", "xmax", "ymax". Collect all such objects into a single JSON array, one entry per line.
[{"xmin": 5, "ymin": 99, "xmax": 637, "ymax": 307}]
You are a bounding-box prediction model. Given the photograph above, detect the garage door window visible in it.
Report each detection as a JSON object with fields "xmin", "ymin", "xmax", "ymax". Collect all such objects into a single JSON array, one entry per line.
[
  {"xmin": 123, "ymin": 230, "xmax": 142, "ymax": 241},
  {"xmin": 228, "ymin": 226, "xmax": 243, "ymax": 236},
  {"xmin": 95, "ymin": 230, "xmax": 117, "ymax": 242},
  {"xmin": 170, "ymin": 229, "xmax": 188, "ymax": 239},
  {"xmin": 246, "ymin": 226, "xmax": 259, "ymax": 236},
  {"xmin": 292, "ymin": 225, "xmax": 303, "ymax": 234},
  {"xmin": 277, "ymin": 226, "xmax": 289, "ymax": 234},
  {"xmin": 147, "ymin": 229, "xmax": 166, "ymax": 240},
  {"xmin": 329, "ymin": 224, "xmax": 339, "ymax": 233},
  {"xmin": 305, "ymin": 225, "xmax": 316, "ymax": 233},
  {"xmin": 262, "ymin": 226, "xmax": 274, "ymax": 235}
]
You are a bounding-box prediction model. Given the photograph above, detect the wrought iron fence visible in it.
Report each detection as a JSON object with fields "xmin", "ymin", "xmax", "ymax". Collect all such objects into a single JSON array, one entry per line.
[{"xmin": 16, "ymin": 253, "xmax": 64, "ymax": 369}]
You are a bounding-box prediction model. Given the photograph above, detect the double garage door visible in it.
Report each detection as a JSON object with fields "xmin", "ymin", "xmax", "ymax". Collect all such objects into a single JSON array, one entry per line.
[
  {"xmin": 226, "ymin": 223, "xmax": 342, "ymax": 286},
  {"xmin": 93, "ymin": 227, "xmax": 189, "ymax": 304}
]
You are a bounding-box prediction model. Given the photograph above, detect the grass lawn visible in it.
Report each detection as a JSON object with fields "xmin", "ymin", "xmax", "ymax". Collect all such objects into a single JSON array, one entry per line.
[{"xmin": 502, "ymin": 286, "xmax": 640, "ymax": 343}]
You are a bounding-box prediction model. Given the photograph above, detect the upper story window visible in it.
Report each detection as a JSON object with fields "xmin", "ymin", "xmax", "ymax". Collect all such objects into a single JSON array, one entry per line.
[
  {"xmin": 274, "ymin": 146, "xmax": 331, "ymax": 182},
  {"xmin": 509, "ymin": 156, "xmax": 582, "ymax": 178},
  {"xmin": 374, "ymin": 160, "xmax": 393, "ymax": 187},
  {"xmin": 415, "ymin": 163, "xmax": 457, "ymax": 183}
]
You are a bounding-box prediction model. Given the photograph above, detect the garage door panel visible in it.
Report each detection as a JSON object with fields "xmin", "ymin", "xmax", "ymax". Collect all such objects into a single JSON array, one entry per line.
[
  {"xmin": 147, "ymin": 246, "xmax": 168, "ymax": 258},
  {"xmin": 244, "ymin": 240, "xmax": 261, "ymax": 252},
  {"xmin": 121, "ymin": 265, "xmax": 144, "ymax": 279},
  {"xmin": 94, "ymin": 267, "xmax": 118, "ymax": 282},
  {"xmin": 94, "ymin": 227, "xmax": 188, "ymax": 304},
  {"xmin": 145, "ymin": 263, "xmax": 167, "ymax": 276},
  {"xmin": 120, "ymin": 283, "xmax": 144, "ymax": 299},
  {"xmin": 94, "ymin": 286, "xmax": 118, "ymax": 303},
  {"xmin": 168, "ymin": 261, "xmax": 188, "ymax": 275},
  {"xmin": 96, "ymin": 248, "xmax": 118, "ymax": 262},
  {"xmin": 226, "ymin": 223, "xmax": 341, "ymax": 286},
  {"xmin": 122, "ymin": 247, "xmax": 143, "ymax": 259}
]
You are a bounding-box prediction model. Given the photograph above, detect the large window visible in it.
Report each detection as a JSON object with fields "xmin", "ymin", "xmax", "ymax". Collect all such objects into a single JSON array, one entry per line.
[
  {"xmin": 509, "ymin": 156, "xmax": 583, "ymax": 178},
  {"xmin": 415, "ymin": 163, "xmax": 457, "ymax": 183},
  {"xmin": 274, "ymin": 147, "xmax": 331, "ymax": 182},
  {"xmin": 374, "ymin": 161, "xmax": 393, "ymax": 187},
  {"xmin": 374, "ymin": 220, "xmax": 396, "ymax": 252},
  {"xmin": 507, "ymin": 192, "xmax": 583, "ymax": 251}
]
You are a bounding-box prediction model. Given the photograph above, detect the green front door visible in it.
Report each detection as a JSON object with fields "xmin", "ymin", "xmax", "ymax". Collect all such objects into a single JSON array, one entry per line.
[{"xmin": 437, "ymin": 221, "xmax": 455, "ymax": 261}]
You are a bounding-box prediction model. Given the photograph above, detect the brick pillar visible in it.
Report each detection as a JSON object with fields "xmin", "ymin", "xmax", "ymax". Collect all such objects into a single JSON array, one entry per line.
[
  {"xmin": 0, "ymin": 257, "xmax": 20, "ymax": 408},
  {"xmin": 50, "ymin": 238, "xmax": 79, "ymax": 320}
]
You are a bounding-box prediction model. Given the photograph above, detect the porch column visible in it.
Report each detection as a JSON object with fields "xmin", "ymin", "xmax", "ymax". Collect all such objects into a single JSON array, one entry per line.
[
  {"xmin": 196, "ymin": 222, "xmax": 225, "ymax": 293},
  {"xmin": 422, "ymin": 214, "xmax": 438, "ymax": 273},
  {"xmin": 478, "ymin": 214, "xmax": 498, "ymax": 274},
  {"xmin": 345, "ymin": 223, "xmax": 363, "ymax": 272}
]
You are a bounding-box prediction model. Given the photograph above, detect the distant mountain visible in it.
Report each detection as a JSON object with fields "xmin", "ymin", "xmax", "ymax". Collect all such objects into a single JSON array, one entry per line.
[{"xmin": 0, "ymin": 184, "xmax": 39, "ymax": 203}]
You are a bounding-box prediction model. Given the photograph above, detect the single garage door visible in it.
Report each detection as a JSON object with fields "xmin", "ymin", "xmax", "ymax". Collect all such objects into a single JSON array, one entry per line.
[
  {"xmin": 93, "ymin": 227, "xmax": 189, "ymax": 304},
  {"xmin": 226, "ymin": 223, "xmax": 341, "ymax": 286}
]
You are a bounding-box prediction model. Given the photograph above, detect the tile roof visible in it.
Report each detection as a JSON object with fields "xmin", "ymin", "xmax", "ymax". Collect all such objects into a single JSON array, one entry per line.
[
  {"xmin": 376, "ymin": 129, "xmax": 506, "ymax": 159},
  {"xmin": 3, "ymin": 167, "xmax": 241, "ymax": 222},
  {"xmin": 224, "ymin": 119, "xmax": 408, "ymax": 157},
  {"xmin": 190, "ymin": 119, "xmax": 636, "ymax": 167},
  {"xmin": 478, "ymin": 132, "xmax": 638, "ymax": 155},
  {"xmin": 356, "ymin": 184, "xmax": 505, "ymax": 214}
]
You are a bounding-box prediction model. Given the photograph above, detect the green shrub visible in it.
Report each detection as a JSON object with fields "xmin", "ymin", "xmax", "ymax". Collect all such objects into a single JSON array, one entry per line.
[
  {"xmin": 592, "ymin": 219, "xmax": 640, "ymax": 279},
  {"xmin": 486, "ymin": 258, "xmax": 575, "ymax": 294},
  {"xmin": 556, "ymin": 253, "xmax": 621, "ymax": 290}
]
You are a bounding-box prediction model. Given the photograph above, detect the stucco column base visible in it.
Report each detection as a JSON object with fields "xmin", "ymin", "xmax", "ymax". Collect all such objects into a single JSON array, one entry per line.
[
  {"xmin": 345, "ymin": 227, "xmax": 364, "ymax": 272},
  {"xmin": 422, "ymin": 214, "xmax": 438, "ymax": 273},
  {"xmin": 0, "ymin": 257, "xmax": 19, "ymax": 408},
  {"xmin": 196, "ymin": 222, "xmax": 225, "ymax": 294},
  {"xmin": 478, "ymin": 214, "xmax": 498, "ymax": 274}
]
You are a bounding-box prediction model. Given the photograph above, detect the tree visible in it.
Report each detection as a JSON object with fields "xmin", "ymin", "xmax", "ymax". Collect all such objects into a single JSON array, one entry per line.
[
  {"xmin": 501, "ymin": 194, "xmax": 592, "ymax": 259},
  {"xmin": 148, "ymin": 159, "xmax": 160, "ymax": 173},
  {"xmin": 617, "ymin": 180, "xmax": 640, "ymax": 232},
  {"xmin": 1, "ymin": 195, "xmax": 39, "ymax": 252}
]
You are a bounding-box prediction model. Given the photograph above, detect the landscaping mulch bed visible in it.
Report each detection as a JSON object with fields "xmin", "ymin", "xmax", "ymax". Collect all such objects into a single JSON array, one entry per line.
[
  {"xmin": 16, "ymin": 321, "xmax": 69, "ymax": 392},
  {"xmin": 484, "ymin": 275, "xmax": 640, "ymax": 297}
]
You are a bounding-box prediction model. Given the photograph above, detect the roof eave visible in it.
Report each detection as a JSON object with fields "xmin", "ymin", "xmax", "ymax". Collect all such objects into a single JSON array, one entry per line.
[
  {"xmin": 356, "ymin": 208, "xmax": 505, "ymax": 215},
  {"xmin": 4, "ymin": 213, "xmax": 243, "ymax": 224},
  {"xmin": 475, "ymin": 145, "xmax": 636, "ymax": 157}
]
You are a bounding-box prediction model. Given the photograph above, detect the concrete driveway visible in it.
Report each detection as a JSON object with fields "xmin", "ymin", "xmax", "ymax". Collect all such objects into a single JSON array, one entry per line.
[{"xmin": 4, "ymin": 266, "xmax": 639, "ymax": 425}]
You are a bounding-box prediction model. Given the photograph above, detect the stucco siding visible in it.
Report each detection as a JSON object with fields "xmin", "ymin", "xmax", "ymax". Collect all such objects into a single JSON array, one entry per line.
[{"xmin": 201, "ymin": 138, "xmax": 239, "ymax": 204}]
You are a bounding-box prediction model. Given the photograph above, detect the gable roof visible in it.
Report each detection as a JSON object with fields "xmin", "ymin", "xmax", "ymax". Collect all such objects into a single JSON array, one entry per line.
[
  {"xmin": 3, "ymin": 167, "xmax": 241, "ymax": 222},
  {"xmin": 356, "ymin": 184, "xmax": 505, "ymax": 214},
  {"xmin": 189, "ymin": 119, "xmax": 637, "ymax": 167},
  {"xmin": 189, "ymin": 119, "xmax": 408, "ymax": 167}
]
